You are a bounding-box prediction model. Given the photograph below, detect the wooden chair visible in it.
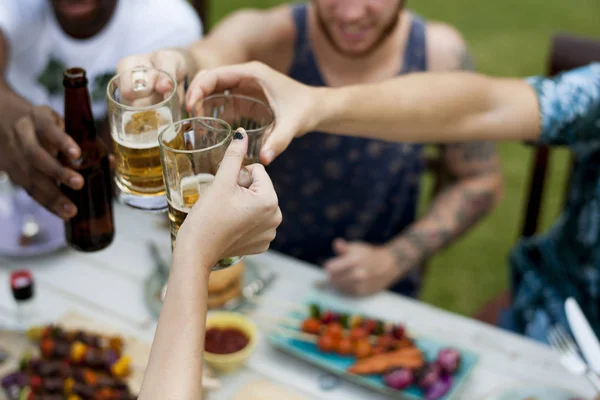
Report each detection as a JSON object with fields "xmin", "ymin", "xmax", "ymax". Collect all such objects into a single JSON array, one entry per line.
[
  {"xmin": 473, "ymin": 33, "xmax": 600, "ymax": 325},
  {"xmin": 190, "ymin": 0, "xmax": 209, "ymax": 33}
]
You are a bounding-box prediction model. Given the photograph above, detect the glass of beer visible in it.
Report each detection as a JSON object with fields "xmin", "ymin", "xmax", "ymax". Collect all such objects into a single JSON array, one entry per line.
[
  {"xmin": 158, "ymin": 117, "xmax": 242, "ymax": 271},
  {"xmin": 192, "ymin": 93, "xmax": 274, "ymax": 165},
  {"xmin": 107, "ymin": 67, "xmax": 182, "ymax": 212}
]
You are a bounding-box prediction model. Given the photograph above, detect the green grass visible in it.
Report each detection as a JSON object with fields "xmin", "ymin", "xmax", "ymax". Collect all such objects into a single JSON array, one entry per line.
[{"xmin": 206, "ymin": 1, "xmax": 600, "ymax": 316}]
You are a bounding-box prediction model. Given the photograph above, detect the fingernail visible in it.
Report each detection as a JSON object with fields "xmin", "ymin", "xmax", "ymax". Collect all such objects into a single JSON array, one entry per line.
[
  {"xmin": 234, "ymin": 129, "xmax": 245, "ymax": 140},
  {"xmin": 68, "ymin": 147, "xmax": 79, "ymax": 158},
  {"xmin": 183, "ymin": 75, "xmax": 189, "ymax": 92},
  {"xmin": 264, "ymin": 149, "xmax": 274, "ymax": 163},
  {"xmin": 61, "ymin": 203, "xmax": 76, "ymax": 218},
  {"xmin": 68, "ymin": 176, "xmax": 82, "ymax": 188}
]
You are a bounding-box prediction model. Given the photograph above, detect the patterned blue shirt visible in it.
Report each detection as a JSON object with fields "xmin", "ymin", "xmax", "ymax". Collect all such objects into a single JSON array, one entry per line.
[{"xmin": 511, "ymin": 63, "xmax": 600, "ymax": 337}]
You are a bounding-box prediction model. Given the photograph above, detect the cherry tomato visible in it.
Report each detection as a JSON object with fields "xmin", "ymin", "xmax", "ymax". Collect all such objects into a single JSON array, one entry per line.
[
  {"xmin": 377, "ymin": 335, "xmax": 395, "ymax": 350},
  {"xmin": 317, "ymin": 335, "xmax": 337, "ymax": 353},
  {"xmin": 321, "ymin": 310, "xmax": 338, "ymax": 324},
  {"xmin": 363, "ymin": 320, "xmax": 378, "ymax": 334},
  {"xmin": 29, "ymin": 375, "xmax": 42, "ymax": 393},
  {"xmin": 353, "ymin": 339, "xmax": 372, "ymax": 359},
  {"xmin": 325, "ymin": 322, "xmax": 344, "ymax": 339},
  {"xmin": 391, "ymin": 324, "xmax": 405, "ymax": 340},
  {"xmin": 40, "ymin": 338, "xmax": 55, "ymax": 358},
  {"xmin": 350, "ymin": 327, "xmax": 369, "ymax": 342},
  {"xmin": 337, "ymin": 338, "xmax": 353, "ymax": 356},
  {"xmin": 301, "ymin": 318, "xmax": 321, "ymax": 335}
]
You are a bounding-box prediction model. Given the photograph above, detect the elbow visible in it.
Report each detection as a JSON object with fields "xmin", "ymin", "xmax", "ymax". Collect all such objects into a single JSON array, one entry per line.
[
  {"xmin": 485, "ymin": 170, "xmax": 505, "ymax": 210},
  {"xmin": 494, "ymin": 175, "xmax": 505, "ymax": 208}
]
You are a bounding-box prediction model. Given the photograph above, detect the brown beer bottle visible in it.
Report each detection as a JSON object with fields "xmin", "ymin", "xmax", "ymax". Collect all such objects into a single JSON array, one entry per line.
[{"xmin": 59, "ymin": 68, "xmax": 114, "ymax": 252}]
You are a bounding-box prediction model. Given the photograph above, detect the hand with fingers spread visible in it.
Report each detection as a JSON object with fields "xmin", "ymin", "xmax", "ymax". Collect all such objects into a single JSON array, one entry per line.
[
  {"xmin": 324, "ymin": 239, "xmax": 415, "ymax": 297},
  {"xmin": 0, "ymin": 105, "xmax": 83, "ymax": 220},
  {"xmin": 174, "ymin": 128, "xmax": 282, "ymax": 268},
  {"xmin": 184, "ymin": 61, "xmax": 318, "ymax": 165}
]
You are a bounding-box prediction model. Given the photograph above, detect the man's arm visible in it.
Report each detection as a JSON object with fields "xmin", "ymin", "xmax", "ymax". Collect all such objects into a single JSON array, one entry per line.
[
  {"xmin": 187, "ymin": 6, "xmax": 295, "ymax": 74},
  {"xmin": 0, "ymin": 28, "xmax": 82, "ymax": 220},
  {"xmin": 117, "ymin": 5, "xmax": 296, "ymax": 102},
  {"xmin": 0, "ymin": 32, "xmax": 32, "ymax": 127},
  {"xmin": 387, "ymin": 23, "xmax": 503, "ymax": 272}
]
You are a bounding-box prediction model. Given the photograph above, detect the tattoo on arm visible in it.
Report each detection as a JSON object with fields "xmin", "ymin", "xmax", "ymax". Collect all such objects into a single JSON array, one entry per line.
[
  {"xmin": 386, "ymin": 45, "xmax": 499, "ymax": 271},
  {"xmin": 388, "ymin": 186, "xmax": 496, "ymax": 267},
  {"xmin": 445, "ymin": 142, "xmax": 497, "ymax": 163}
]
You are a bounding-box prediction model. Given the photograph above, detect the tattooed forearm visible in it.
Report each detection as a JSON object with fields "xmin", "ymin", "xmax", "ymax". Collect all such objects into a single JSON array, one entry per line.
[
  {"xmin": 388, "ymin": 184, "xmax": 497, "ymax": 267},
  {"xmin": 446, "ymin": 142, "xmax": 497, "ymax": 163}
]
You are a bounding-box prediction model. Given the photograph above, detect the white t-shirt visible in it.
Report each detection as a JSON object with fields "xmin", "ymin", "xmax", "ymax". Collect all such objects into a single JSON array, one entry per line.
[{"xmin": 0, "ymin": 0, "xmax": 201, "ymax": 120}]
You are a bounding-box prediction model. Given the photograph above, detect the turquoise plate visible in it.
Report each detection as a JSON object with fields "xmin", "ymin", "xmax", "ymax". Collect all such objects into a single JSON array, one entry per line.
[{"xmin": 267, "ymin": 296, "xmax": 479, "ymax": 399}]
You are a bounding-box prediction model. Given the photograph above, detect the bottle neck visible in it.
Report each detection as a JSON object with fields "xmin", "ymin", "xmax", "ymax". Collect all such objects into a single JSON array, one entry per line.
[{"xmin": 64, "ymin": 86, "xmax": 97, "ymax": 143}]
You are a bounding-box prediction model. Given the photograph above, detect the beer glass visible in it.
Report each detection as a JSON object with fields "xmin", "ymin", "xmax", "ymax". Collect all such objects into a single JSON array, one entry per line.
[
  {"xmin": 193, "ymin": 93, "xmax": 274, "ymax": 165},
  {"xmin": 107, "ymin": 67, "xmax": 181, "ymax": 212},
  {"xmin": 158, "ymin": 117, "xmax": 241, "ymax": 271}
]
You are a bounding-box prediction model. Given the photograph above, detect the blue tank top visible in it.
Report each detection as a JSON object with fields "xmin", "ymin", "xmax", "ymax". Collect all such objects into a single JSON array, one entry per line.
[{"xmin": 266, "ymin": 4, "xmax": 427, "ymax": 294}]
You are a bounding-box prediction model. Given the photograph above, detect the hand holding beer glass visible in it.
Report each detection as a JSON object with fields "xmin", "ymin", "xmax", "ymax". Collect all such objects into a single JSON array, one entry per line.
[
  {"xmin": 107, "ymin": 67, "xmax": 182, "ymax": 212},
  {"xmin": 192, "ymin": 93, "xmax": 274, "ymax": 165},
  {"xmin": 159, "ymin": 117, "xmax": 248, "ymax": 270}
]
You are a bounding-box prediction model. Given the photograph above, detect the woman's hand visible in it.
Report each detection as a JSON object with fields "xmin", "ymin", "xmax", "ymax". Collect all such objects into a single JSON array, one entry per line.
[
  {"xmin": 185, "ymin": 61, "xmax": 319, "ymax": 165},
  {"xmin": 174, "ymin": 128, "xmax": 282, "ymax": 268}
]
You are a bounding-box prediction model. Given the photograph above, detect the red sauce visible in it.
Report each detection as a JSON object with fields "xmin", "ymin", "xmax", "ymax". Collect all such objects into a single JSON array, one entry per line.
[{"xmin": 204, "ymin": 327, "xmax": 249, "ymax": 354}]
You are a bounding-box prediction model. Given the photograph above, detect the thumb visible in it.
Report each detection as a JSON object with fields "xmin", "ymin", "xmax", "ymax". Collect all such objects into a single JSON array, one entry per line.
[
  {"xmin": 333, "ymin": 238, "xmax": 349, "ymax": 255},
  {"xmin": 215, "ymin": 128, "xmax": 248, "ymax": 184},
  {"xmin": 260, "ymin": 122, "xmax": 295, "ymax": 165},
  {"xmin": 153, "ymin": 50, "xmax": 188, "ymax": 95}
]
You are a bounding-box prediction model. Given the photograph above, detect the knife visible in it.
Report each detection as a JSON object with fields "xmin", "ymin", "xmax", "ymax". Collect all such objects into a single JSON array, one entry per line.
[
  {"xmin": 147, "ymin": 241, "xmax": 169, "ymax": 279},
  {"xmin": 565, "ymin": 297, "xmax": 600, "ymax": 374},
  {"xmin": 222, "ymin": 266, "xmax": 277, "ymax": 311}
]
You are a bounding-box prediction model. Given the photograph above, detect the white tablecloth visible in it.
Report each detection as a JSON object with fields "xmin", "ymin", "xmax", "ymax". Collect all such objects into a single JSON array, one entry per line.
[{"xmin": 0, "ymin": 203, "xmax": 593, "ymax": 399}]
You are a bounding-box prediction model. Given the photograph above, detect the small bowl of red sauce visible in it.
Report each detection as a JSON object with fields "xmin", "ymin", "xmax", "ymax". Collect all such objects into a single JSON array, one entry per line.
[{"xmin": 204, "ymin": 312, "xmax": 258, "ymax": 372}]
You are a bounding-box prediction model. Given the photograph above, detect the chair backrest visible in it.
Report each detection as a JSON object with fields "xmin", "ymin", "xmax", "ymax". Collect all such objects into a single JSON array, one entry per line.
[
  {"xmin": 520, "ymin": 33, "xmax": 600, "ymax": 238},
  {"xmin": 190, "ymin": 0, "xmax": 208, "ymax": 33}
]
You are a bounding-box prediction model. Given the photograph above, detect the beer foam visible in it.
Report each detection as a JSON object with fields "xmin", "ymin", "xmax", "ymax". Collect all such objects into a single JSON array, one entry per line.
[
  {"xmin": 170, "ymin": 173, "xmax": 215, "ymax": 211},
  {"xmin": 111, "ymin": 107, "xmax": 173, "ymax": 149}
]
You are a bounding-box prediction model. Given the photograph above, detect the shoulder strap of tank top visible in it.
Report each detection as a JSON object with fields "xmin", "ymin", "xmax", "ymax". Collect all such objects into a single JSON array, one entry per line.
[
  {"xmin": 290, "ymin": 3, "xmax": 308, "ymax": 52},
  {"xmin": 401, "ymin": 14, "xmax": 428, "ymax": 73}
]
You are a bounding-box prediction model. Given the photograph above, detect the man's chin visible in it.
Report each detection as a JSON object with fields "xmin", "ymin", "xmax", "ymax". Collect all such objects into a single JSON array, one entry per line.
[{"xmin": 333, "ymin": 42, "xmax": 380, "ymax": 58}]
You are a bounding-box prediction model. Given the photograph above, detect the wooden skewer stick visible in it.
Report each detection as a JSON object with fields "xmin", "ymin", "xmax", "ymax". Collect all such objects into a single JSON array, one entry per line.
[
  {"xmin": 251, "ymin": 312, "xmax": 302, "ymax": 327},
  {"xmin": 245, "ymin": 296, "xmax": 305, "ymax": 313},
  {"xmin": 268, "ymin": 327, "xmax": 317, "ymax": 344}
]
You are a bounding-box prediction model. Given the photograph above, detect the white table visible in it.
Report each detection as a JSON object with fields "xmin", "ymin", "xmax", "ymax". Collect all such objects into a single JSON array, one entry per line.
[{"xmin": 0, "ymin": 203, "xmax": 594, "ymax": 399}]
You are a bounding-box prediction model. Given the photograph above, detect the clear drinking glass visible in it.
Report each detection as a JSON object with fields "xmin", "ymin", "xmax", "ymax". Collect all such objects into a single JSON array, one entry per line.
[
  {"xmin": 192, "ymin": 93, "xmax": 274, "ymax": 165},
  {"xmin": 158, "ymin": 117, "xmax": 242, "ymax": 271},
  {"xmin": 107, "ymin": 67, "xmax": 182, "ymax": 212}
]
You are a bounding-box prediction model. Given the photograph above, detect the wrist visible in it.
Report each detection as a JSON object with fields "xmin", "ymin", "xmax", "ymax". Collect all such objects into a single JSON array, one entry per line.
[
  {"xmin": 174, "ymin": 47, "xmax": 199, "ymax": 78},
  {"xmin": 0, "ymin": 89, "xmax": 32, "ymax": 124},
  {"xmin": 311, "ymin": 86, "xmax": 336, "ymax": 133},
  {"xmin": 385, "ymin": 236, "xmax": 427, "ymax": 271},
  {"xmin": 312, "ymin": 85, "xmax": 353, "ymax": 134},
  {"xmin": 172, "ymin": 235, "xmax": 219, "ymax": 275}
]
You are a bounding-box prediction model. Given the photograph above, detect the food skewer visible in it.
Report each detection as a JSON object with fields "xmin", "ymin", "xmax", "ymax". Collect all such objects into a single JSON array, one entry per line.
[{"xmin": 253, "ymin": 313, "xmax": 409, "ymax": 347}]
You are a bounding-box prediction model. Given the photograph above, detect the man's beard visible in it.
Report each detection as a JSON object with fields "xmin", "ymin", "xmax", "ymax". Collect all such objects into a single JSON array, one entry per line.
[{"xmin": 313, "ymin": 0, "xmax": 404, "ymax": 59}]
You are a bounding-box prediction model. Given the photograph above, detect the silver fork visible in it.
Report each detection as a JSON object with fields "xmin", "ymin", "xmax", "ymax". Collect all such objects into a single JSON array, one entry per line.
[{"xmin": 547, "ymin": 325, "xmax": 600, "ymax": 392}]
